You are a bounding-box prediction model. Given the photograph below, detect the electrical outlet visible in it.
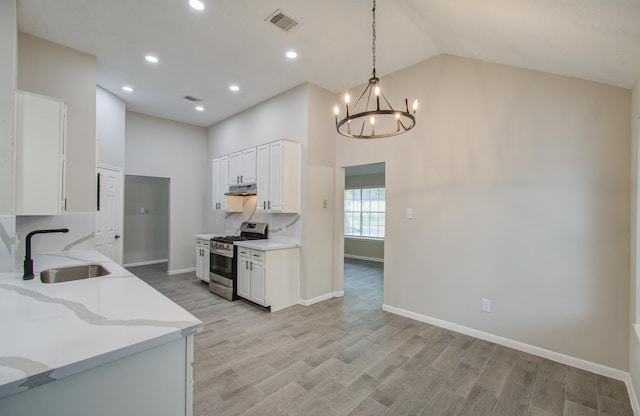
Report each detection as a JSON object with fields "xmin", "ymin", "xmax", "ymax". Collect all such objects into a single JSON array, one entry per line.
[{"xmin": 481, "ymin": 298, "xmax": 492, "ymax": 313}]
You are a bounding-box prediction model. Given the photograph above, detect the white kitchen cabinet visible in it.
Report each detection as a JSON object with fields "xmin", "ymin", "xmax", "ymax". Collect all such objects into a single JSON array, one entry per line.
[
  {"xmin": 256, "ymin": 140, "xmax": 300, "ymax": 213},
  {"xmin": 195, "ymin": 239, "xmax": 209, "ymax": 282},
  {"xmin": 228, "ymin": 148, "xmax": 256, "ymax": 186},
  {"xmin": 237, "ymin": 248, "xmax": 251, "ymax": 299},
  {"xmin": 14, "ymin": 90, "xmax": 66, "ymax": 215},
  {"xmin": 236, "ymin": 246, "xmax": 300, "ymax": 311},
  {"xmin": 212, "ymin": 156, "xmax": 229, "ymax": 211}
]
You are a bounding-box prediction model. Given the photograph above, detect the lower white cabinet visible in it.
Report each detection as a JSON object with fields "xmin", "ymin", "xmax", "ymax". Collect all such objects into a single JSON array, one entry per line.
[
  {"xmin": 195, "ymin": 239, "xmax": 209, "ymax": 282},
  {"xmin": 236, "ymin": 246, "xmax": 300, "ymax": 311}
]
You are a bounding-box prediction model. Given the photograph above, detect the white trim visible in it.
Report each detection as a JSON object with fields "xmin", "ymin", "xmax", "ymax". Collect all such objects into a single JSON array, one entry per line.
[
  {"xmin": 123, "ymin": 259, "xmax": 168, "ymax": 267},
  {"xmin": 344, "ymin": 254, "xmax": 384, "ymax": 263},
  {"xmin": 299, "ymin": 291, "xmax": 344, "ymax": 306},
  {"xmin": 382, "ymin": 304, "xmax": 632, "ymax": 384},
  {"xmin": 168, "ymin": 267, "xmax": 196, "ymax": 275},
  {"xmin": 628, "ymin": 326, "xmax": 640, "ymax": 415}
]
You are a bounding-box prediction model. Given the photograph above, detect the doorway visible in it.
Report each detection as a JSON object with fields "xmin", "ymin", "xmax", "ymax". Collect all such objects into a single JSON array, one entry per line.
[
  {"xmin": 342, "ymin": 162, "xmax": 385, "ymax": 305},
  {"xmin": 123, "ymin": 175, "xmax": 170, "ymax": 268}
]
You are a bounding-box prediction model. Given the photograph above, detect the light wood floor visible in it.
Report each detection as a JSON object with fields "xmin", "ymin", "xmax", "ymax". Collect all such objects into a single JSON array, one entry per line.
[{"xmin": 129, "ymin": 259, "xmax": 633, "ymax": 416}]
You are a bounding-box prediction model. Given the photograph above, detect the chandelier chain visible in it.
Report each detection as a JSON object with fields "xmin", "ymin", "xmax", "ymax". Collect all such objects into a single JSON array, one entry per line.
[{"xmin": 371, "ymin": 0, "xmax": 376, "ymax": 78}]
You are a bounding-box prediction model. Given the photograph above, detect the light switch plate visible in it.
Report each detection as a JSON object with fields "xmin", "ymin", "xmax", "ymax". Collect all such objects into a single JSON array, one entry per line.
[{"xmin": 406, "ymin": 208, "xmax": 413, "ymax": 219}]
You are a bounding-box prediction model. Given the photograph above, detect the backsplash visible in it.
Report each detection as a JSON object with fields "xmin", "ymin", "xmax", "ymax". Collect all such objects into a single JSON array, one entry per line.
[
  {"xmin": 221, "ymin": 196, "xmax": 301, "ymax": 240},
  {"xmin": 15, "ymin": 213, "xmax": 96, "ymax": 271},
  {"xmin": 0, "ymin": 216, "xmax": 16, "ymax": 273}
]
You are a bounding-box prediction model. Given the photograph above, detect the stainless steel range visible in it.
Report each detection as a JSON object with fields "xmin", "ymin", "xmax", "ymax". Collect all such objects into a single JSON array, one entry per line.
[{"xmin": 209, "ymin": 222, "xmax": 268, "ymax": 300}]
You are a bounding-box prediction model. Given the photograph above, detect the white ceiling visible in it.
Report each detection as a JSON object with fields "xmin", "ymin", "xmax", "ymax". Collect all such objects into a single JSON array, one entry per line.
[{"xmin": 17, "ymin": 0, "xmax": 640, "ymax": 128}]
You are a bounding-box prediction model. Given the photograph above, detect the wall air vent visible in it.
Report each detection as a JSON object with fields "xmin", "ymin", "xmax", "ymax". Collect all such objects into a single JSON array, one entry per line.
[
  {"xmin": 183, "ymin": 95, "xmax": 202, "ymax": 102},
  {"xmin": 266, "ymin": 9, "xmax": 298, "ymax": 32}
]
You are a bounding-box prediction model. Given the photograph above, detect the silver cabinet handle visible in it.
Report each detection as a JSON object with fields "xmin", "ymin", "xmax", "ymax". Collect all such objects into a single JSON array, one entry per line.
[
  {"xmin": 263, "ymin": 201, "xmax": 266, "ymax": 209},
  {"xmin": 240, "ymin": 175, "xmax": 243, "ymax": 183},
  {"xmin": 250, "ymin": 262, "xmax": 253, "ymax": 271},
  {"xmin": 268, "ymin": 201, "xmax": 271, "ymax": 209},
  {"xmin": 245, "ymin": 260, "xmax": 249, "ymax": 269}
]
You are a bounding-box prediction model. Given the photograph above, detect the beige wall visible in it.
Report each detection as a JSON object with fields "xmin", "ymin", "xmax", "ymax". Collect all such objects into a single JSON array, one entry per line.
[
  {"xmin": 336, "ymin": 55, "xmax": 631, "ymax": 370},
  {"xmin": 17, "ymin": 33, "xmax": 96, "ymax": 213},
  {"xmin": 0, "ymin": 0, "xmax": 16, "ymax": 215},
  {"xmin": 125, "ymin": 112, "xmax": 207, "ymax": 272}
]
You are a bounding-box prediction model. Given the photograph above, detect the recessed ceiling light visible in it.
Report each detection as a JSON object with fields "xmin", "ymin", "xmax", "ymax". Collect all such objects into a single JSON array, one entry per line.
[
  {"xmin": 189, "ymin": 0, "xmax": 204, "ymax": 11},
  {"xmin": 145, "ymin": 55, "xmax": 159, "ymax": 63},
  {"xmin": 229, "ymin": 85, "xmax": 240, "ymax": 92},
  {"xmin": 122, "ymin": 86, "xmax": 134, "ymax": 92},
  {"xmin": 286, "ymin": 51, "xmax": 298, "ymax": 59},
  {"xmin": 195, "ymin": 106, "xmax": 204, "ymax": 111}
]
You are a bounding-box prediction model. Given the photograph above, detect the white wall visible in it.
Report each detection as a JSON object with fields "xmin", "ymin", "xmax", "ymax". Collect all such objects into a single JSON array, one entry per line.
[
  {"xmin": 97, "ymin": 86, "xmax": 125, "ymax": 168},
  {"xmin": 17, "ymin": 33, "xmax": 96, "ymax": 213},
  {"xmin": 335, "ymin": 55, "xmax": 631, "ymax": 371},
  {"xmin": 123, "ymin": 175, "xmax": 169, "ymax": 265},
  {"xmin": 125, "ymin": 112, "xmax": 207, "ymax": 273},
  {"xmin": 0, "ymin": 0, "xmax": 16, "ymax": 215}
]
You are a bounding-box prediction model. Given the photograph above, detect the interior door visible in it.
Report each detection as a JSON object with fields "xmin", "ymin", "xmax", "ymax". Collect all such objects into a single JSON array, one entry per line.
[{"xmin": 95, "ymin": 166, "xmax": 123, "ymax": 264}]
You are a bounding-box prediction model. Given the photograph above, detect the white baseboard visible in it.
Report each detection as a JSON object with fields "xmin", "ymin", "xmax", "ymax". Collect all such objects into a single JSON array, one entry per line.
[
  {"xmin": 299, "ymin": 291, "xmax": 344, "ymax": 306},
  {"xmin": 123, "ymin": 259, "xmax": 168, "ymax": 267},
  {"xmin": 344, "ymin": 254, "xmax": 384, "ymax": 263},
  {"xmin": 382, "ymin": 304, "xmax": 632, "ymax": 387},
  {"xmin": 168, "ymin": 267, "xmax": 196, "ymax": 275}
]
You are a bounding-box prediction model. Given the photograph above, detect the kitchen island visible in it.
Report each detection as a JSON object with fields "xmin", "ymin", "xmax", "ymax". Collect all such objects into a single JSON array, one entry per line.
[{"xmin": 0, "ymin": 250, "xmax": 203, "ymax": 416}]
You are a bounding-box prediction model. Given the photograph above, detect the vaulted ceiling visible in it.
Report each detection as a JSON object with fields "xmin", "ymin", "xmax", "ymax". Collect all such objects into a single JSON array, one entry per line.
[{"xmin": 17, "ymin": 0, "xmax": 640, "ymax": 127}]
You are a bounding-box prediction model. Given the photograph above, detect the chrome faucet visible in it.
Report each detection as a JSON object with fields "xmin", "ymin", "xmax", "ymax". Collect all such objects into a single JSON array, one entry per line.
[{"xmin": 23, "ymin": 228, "xmax": 69, "ymax": 280}]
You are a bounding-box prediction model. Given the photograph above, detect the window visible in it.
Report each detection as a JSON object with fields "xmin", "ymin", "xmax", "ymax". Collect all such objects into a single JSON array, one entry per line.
[{"xmin": 344, "ymin": 187, "xmax": 385, "ymax": 238}]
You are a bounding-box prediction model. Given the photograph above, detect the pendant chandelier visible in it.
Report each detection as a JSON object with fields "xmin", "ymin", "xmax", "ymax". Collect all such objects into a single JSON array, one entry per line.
[{"xmin": 334, "ymin": 0, "xmax": 418, "ymax": 139}]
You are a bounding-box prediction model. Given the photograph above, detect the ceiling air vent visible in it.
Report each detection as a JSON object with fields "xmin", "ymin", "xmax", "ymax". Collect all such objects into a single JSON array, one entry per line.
[
  {"xmin": 183, "ymin": 95, "xmax": 202, "ymax": 102},
  {"xmin": 266, "ymin": 9, "xmax": 298, "ymax": 32}
]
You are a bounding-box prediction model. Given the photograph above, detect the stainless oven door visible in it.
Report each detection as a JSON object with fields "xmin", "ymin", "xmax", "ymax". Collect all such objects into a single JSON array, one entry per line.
[{"xmin": 209, "ymin": 248, "xmax": 233, "ymax": 279}]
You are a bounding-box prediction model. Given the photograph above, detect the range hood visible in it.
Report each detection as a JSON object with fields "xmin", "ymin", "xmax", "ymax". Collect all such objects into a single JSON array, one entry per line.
[{"xmin": 225, "ymin": 183, "xmax": 257, "ymax": 196}]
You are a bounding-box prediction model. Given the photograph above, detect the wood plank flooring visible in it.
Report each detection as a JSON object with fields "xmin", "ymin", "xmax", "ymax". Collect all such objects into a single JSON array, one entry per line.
[{"xmin": 129, "ymin": 259, "xmax": 633, "ymax": 416}]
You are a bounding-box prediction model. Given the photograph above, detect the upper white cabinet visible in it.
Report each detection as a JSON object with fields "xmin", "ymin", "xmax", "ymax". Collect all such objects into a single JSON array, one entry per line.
[
  {"xmin": 14, "ymin": 91, "xmax": 66, "ymax": 215},
  {"xmin": 228, "ymin": 147, "xmax": 256, "ymax": 186},
  {"xmin": 256, "ymin": 140, "xmax": 300, "ymax": 213},
  {"xmin": 212, "ymin": 156, "xmax": 229, "ymax": 211}
]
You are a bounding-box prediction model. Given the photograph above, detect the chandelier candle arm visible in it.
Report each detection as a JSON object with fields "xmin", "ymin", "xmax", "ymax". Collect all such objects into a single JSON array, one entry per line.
[{"xmin": 333, "ymin": 0, "xmax": 418, "ymax": 139}]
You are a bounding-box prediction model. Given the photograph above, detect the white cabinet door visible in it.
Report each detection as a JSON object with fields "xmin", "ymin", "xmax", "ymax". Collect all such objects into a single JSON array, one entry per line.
[
  {"xmin": 256, "ymin": 144, "xmax": 269, "ymax": 212},
  {"xmin": 228, "ymin": 152, "xmax": 242, "ymax": 185},
  {"xmin": 14, "ymin": 91, "xmax": 66, "ymax": 215},
  {"xmin": 201, "ymin": 244, "xmax": 210, "ymax": 283},
  {"xmin": 241, "ymin": 147, "xmax": 256, "ymax": 184},
  {"xmin": 211, "ymin": 158, "xmax": 220, "ymax": 210},
  {"xmin": 250, "ymin": 260, "xmax": 266, "ymax": 306},
  {"xmin": 212, "ymin": 156, "xmax": 229, "ymax": 211},
  {"xmin": 219, "ymin": 156, "xmax": 229, "ymax": 210},
  {"xmin": 237, "ymin": 249, "xmax": 251, "ymax": 299},
  {"xmin": 268, "ymin": 141, "xmax": 284, "ymax": 212},
  {"xmin": 195, "ymin": 241, "xmax": 203, "ymax": 280}
]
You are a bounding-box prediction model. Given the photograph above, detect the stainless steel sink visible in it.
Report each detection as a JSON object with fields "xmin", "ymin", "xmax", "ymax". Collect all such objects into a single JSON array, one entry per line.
[{"xmin": 40, "ymin": 264, "xmax": 110, "ymax": 283}]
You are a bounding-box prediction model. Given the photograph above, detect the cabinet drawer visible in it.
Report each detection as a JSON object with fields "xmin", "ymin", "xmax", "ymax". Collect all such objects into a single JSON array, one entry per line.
[
  {"xmin": 237, "ymin": 247, "xmax": 250, "ymax": 257},
  {"xmin": 250, "ymin": 250, "xmax": 265, "ymax": 262}
]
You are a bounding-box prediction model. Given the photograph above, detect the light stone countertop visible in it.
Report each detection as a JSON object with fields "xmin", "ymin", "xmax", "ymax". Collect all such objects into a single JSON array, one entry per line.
[
  {"xmin": 194, "ymin": 233, "xmax": 220, "ymax": 240},
  {"xmin": 234, "ymin": 238, "xmax": 300, "ymax": 251},
  {"xmin": 0, "ymin": 250, "xmax": 203, "ymax": 400}
]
